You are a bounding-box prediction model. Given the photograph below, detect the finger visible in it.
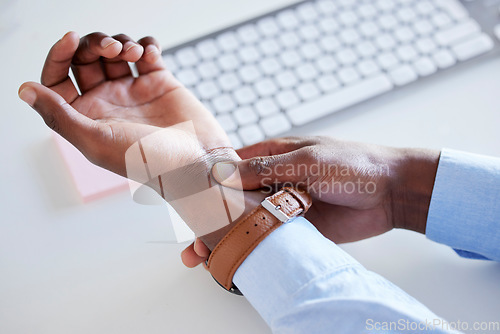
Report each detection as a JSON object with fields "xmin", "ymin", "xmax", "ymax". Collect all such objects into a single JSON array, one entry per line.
[
  {"xmin": 236, "ymin": 136, "xmax": 322, "ymax": 159},
  {"xmin": 101, "ymin": 34, "xmax": 144, "ymax": 80},
  {"xmin": 71, "ymin": 32, "xmax": 123, "ymax": 92},
  {"xmin": 18, "ymin": 82, "xmax": 99, "ymax": 153},
  {"xmin": 194, "ymin": 238, "xmax": 210, "ymax": 258},
  {"xmin": 136, "ymin": 36, "xmax": 165, "ymax": 74},
  {"xmin": 181, "ymin": 242, "xmax": 207, "ymax": 268},
  {"xmin": 212, "ymin": 147, "xmax": 312, "ymax": 190},
  {"xmin": 40, "ymin": 31, "xmax": 80, "ymax": 103}
]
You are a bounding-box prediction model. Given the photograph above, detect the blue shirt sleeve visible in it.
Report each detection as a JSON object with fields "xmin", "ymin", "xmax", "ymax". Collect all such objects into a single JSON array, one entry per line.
[
  {"xmin": 233, "ymin": 217, "xmax": 456, "ymax": 333},
  {"xmin": 426, "ymin": 149, "xmax": 500, "ymax": 261}
]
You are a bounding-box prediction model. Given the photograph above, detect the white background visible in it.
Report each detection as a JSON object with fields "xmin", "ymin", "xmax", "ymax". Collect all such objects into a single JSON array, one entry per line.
[{"xmin": 1, "ymin": 0, "xmax": 499, "ymax": 333}]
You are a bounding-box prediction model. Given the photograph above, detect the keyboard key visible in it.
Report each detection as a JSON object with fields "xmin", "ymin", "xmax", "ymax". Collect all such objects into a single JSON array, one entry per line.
[
  {"xmin": 432, "ymin": 12, "xmax": 452, "ymax": 29},
  {"xmin": 316, "ymin": 0, "xmax": 337, "ymax": 14},
  {"xmin": 239, "ymin": 65, "xmax": 262, "ymax": 83},
  {"xmin": 338, "ymin": 10, "xmax": 358, "ymax": 26},
  {"xmin": 377, "ymin": 52, "xmax": 400, "ymax": 70},
  {"xmin": 197, "ymin": 61, "xmax": 219, "ymax": 79},
  {"xmin": 299, "ymin": 25, "xmax": 321, "ymax": 41},
  {"xmin": 280, "ymin": 31, "xmax": 301, "ymax": 48},
  {"xmin": 218, "ymin": 73, "xmax": 241, "ymax": 91},
  {"xmin": 260, "ymin": 114, "xmax": 292, "ymax": 137},
  {"xmin": 233, "ymin": 106, "xmax": 259, "ymax": 126},
  {"xmin": 216, "ymin": 114, "xmax": 238, "ymax": 132},
  {"xmin": 389, "ymin": 65, "xmax": 418, "ymax": 86},
  {"xmin": 176, "ymin": 69, "xmax": 199, "ymax": 86},
  {"xmin": 239, "ymin": 45, "xmax": 261, "ymax": 63},
  {"xmin": 375, "ymin": 34, "xmax": 397, "ymax": 50},
  {"xmin": 260, "ymin": 58, "xmax": 282, "ymax": 75},
  {"xmin": 239, "ymin": 124, "xmax": 265, "ymax": 145},
  {"xmin": 413, "ymin": 57, "xmax": 437, "ymax": 76},
  {"xmin": 415, "ymin": 37, "xmax": 437, "ymax": 54},
  {"xmin": 196, "ymin": 39, "xmax": 219, "ymax": 59},
  {"xmin": 433, "ymin": 49, "xmax": 456, "ymax": 68},
  {"xmin": 358, "ymin": 3, "xmax": 377, "ymax": 19},
  {"xmin": 413, "ymin": 20, "xmax": 434, "ymax": 36},
  {"xmin": 257, "ymin": 17, "xmax": 280, "ymax": 37},
  {"xmin": 259, "ymin": 39, "xmax": 280, "ymax": 55},
  {"xmin": 296, "ymin": 3, "xmax": 319, "ymax": 22},
  {"xmin": 296, "ymin": 63, "xmax": 319, "ymax": 81},
  {"xmin": 237, "ymin": 24, "xmax": 260, "ymax": 44},
  {"xmin": 316, "ymin": 55, "xmax": 338, "ymax": 72},
  {"xmin": 337, "ymin": 67, "xmax": 360, "ymax": 84},
  {"xmin": 395, "ymin": 27, "xmax": 415, "ymax": 43},
  {"xmin": 227, "ymin": 133, "xmax": 243, "ymax": 149},
  {"xmin": 276, "ymin": 90, "xmax": 300, "ymax": 109},
  {"xmin": 397, "ymin": 7, "xmax": 417, "ymax": 23},
  {"xmin": 356, "ymin": 41, "xmax": 377, "ymax": 57},
  {"xmin": 339, "ymin": 29, "xmax": 361, "ymax": 45},
  {"xmin": 275, "ymin": 71, "xmax": 299, "ymax": 89},
  {"xmin": 163, "ymin": 55, "xmax": 178, "ymax": 72},
  {"xmin": 336, "ymin": 48, "xmax": 358, "ymax": 65},
  {"xmin": 218, "ymin": 54, "xmax": 240, "ymax": 71},
  {"xmin": 359, "ymin": 22, "xmax": 380, "ymax": 37},
  {"xmin": 434, "ymin": 20, "xmax": 480, "ymax": 46},
  {"xmin": 197, "ymin": 81, "xmax": 220, "ymax": 99},
  {"xmin": 317, "ymin": 75, "xmax": 340, "ymax": 92},
  {"xmin": 217, "ymin": 32, "xmax": 240, "ymax": 52},
  {"xmin": 397, "ymin": 45, "xmax": 418, "ymax": 61},
  {"xmin": 287, "ymin": 75, "xmax": 393, "ymax": 125},
  {"xmin": 357, "ymin": 59, "xmax": 381, "ymax": 76},
  {"xmin": 416, "ymin": 1, "xmax": 435, "ymax": 15},
  {"xmin": 297, "ymin": 82, "xmax": 321, "ymax": 100},
  {"xmin": 280, "ymin": 50, "xmax": 302, "ymax": 67},
  {"xmin": 176, "ymin": 47, "xmax": 199, "ymax": 67},
  {"xmin": 300, "ymin": 43, "xmax": 322, "ymax": 60},
  {"xmin": 255, "ymin": 98, "xmax": 279, "ymax": 117},
  {"xmin": 320, "ymin": 36, "xmax": 342, "ymax": 52},
  {"xmin": 436, "ymin": 0, "xmax": 468, "ymax": 20},
  {"xmin": 451, "ymin": 33, "xmax": 494, "ymax": 61},
  {"xmin": 495, "ymin": 24, "xmax": 500, "ymax": 41},
  {"xmin": 277, "ymin": 9, "xmax": 300, "ymax": 29},
  {"xmin": 375, "ymin": 0, "xmax": 396, "ymax": 12},
  {"xmin": 319, "ymin": 17, "xmax": 339, "ymax": 33},
  {"xmin": 212, "ymin": 94, "xmax": 236, "ymax": 114},
  {"xmin": 378, "ymin": 14, "xmax": 398, "ymax": 30},
  {"xmin": 254, "ymin": 79, "xmax": 278, "ymax": 97},
  {"xmin": 234, "ymin": 86, "xmax": 258, "ymax": 105}
]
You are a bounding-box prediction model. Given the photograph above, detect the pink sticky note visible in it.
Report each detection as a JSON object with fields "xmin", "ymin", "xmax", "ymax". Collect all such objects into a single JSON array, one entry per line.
[{"xmin": 52, "ymin": 133, "xmax": 129, "ymax": 202}]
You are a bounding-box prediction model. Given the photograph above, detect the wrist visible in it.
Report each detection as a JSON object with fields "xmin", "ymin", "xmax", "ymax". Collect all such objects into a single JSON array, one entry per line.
[{"xmin": 391, "ymin": 148, "xmax": 440, "ymax": 234}]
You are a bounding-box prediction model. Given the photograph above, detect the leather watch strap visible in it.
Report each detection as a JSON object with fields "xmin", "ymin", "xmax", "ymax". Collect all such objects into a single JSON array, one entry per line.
[{"xmin": 206, "ymin": 187, "xmax": 312, "ymax": 293}]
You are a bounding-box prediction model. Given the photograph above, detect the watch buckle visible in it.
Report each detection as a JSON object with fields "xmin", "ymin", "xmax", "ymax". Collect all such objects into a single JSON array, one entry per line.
[{"xmin": 261, "ymin": 198, "xmax": 295, "ymax": 222}]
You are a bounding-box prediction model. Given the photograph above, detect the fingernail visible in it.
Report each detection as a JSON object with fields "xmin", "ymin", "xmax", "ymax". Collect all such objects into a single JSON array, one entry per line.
[
  {"xmin": 145, "ymin": 44, "xmax": 160, "ymax": 55},
  {"xmin": 101, "ymin": 37, "xmax": 118, "ymax": 49},
  {"xmin": 19, "ymin": 87, "xmax": 36, "ymax": 107},
  {"xmin": 212, "ymin": 162, "xmax": 237, "ymax": 184},
  {"xmin": 124, "ymin": 41, "xmax": 138, "ymax": 53}
]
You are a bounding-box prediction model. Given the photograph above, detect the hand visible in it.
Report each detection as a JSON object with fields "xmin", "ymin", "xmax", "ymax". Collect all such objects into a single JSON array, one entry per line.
[
  {"xmin": 212, "ymin": 137, "xmax": 440, "ymax": 244},
  {"xmin": 18, "ymin": 31, "xmax": 231, "ymax": 177},
  {"xmin": 20, "ymin": 31, "xmax": 265, "ymax": 253}
]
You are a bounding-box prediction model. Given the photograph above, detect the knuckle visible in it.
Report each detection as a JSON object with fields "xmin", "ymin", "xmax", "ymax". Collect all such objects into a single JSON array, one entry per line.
[{"xmin": 248, "ymin": 157, "xmax": 270, "ymax": 176}]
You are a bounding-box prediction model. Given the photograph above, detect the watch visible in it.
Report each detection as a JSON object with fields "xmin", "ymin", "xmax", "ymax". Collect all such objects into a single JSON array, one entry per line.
[{"xmin": 206, "ymin": 187, "xmax": 313, "ymax": 295}]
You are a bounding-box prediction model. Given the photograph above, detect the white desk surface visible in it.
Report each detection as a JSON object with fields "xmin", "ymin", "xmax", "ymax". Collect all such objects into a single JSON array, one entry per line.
[{"xmin": 1, "ymin": 1, "xmax": 499, "ymax": 333}]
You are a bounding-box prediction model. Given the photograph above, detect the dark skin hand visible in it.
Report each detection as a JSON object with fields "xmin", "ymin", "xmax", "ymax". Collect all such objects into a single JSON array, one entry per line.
[{"xmin": 183, "ymin": 137, "xmax": 440, "ymax": 268}]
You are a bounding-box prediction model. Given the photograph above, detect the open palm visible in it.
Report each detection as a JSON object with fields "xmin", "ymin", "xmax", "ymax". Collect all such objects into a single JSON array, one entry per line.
[{"xmin": 20, "ymin": 32, "xmax": 230, "ymax": 176}]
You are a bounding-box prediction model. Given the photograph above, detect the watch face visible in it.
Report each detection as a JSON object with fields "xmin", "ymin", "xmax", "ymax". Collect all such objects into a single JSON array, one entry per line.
[{"xmin": 124, "ymin": 121, "xmax": 245, "ymax": 242}]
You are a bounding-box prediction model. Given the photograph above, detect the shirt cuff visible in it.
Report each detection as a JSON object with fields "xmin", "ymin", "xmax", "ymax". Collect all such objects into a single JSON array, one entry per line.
[
  {"xmin": 426, "ymin": 148, "xmax": 500, "ymax": 261},
  {"xmin": 232, "ymin": 216, "xmax": 359, "ymax": 325}
]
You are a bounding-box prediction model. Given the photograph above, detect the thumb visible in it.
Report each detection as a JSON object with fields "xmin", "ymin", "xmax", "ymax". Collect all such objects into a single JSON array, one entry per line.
[
  {"xmin": 212, "ymin": 147, "xmax": 311, "ymax": 190},
  {"xmin": 18, "ymin": 82, "xmax": 98, "ymax": 152}
]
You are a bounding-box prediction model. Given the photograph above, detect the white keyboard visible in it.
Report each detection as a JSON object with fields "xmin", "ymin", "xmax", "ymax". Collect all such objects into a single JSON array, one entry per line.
[{"xmin": 162, "ymin": 0, "xmax": 499, "ymax": 149}]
